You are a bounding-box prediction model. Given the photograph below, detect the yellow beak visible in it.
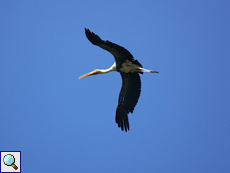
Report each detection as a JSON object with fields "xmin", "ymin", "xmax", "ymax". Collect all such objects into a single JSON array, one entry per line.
[{"xmin": 79, "ymin": 69, "xmax": 98, "ymax": 79}]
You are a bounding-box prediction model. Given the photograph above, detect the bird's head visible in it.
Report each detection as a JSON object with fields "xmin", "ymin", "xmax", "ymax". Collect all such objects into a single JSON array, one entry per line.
[{"xmin": 79, "ymin": 69, "xmax": 100, "ymax": 79}]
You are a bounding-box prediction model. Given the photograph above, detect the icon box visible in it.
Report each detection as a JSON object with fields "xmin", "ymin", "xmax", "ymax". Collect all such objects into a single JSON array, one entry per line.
[{"xmin": 0, "ymin": 151, "xmax": 21, "ymax": 173}]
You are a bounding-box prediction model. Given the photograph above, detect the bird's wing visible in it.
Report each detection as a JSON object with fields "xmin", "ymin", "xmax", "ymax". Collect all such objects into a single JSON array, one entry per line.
[
  {"xmin": 85, "ymin": 28, "xmax": 134, "ymax": 62},
  {"xmin": 115, "ymin": 72, "xmax": 141, "ymax": 131}
]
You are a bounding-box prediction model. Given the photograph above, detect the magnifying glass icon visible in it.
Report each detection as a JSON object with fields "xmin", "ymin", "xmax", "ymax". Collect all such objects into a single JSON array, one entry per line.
[{"xmin": 3, "ymin": 154, "xmax": 18, "ymax": 170}]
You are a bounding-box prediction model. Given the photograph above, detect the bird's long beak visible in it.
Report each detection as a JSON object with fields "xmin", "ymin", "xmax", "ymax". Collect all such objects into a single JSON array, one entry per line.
[{"xmin": 79, "ymin": 69, "xmax": 98, "ymax": 79}]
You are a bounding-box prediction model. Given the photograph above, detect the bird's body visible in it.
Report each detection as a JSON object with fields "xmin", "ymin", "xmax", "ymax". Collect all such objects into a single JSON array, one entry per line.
[{"xmin": 79, "ymin": 28, "xmax": 158, "ymax": 131}]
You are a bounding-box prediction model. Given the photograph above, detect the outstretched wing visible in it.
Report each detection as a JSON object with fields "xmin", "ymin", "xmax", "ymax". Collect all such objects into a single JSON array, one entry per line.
[
  {"xmin": 115, "ymin": 72, "xmax": 141, "ymax": 131},
  {"xmin": 85, "ymin": 28, "xmax": 134, "ymax": 62}
]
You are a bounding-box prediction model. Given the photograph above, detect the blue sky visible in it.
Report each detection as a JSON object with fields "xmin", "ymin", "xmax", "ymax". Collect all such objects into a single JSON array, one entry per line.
[{"xmin": 1, "ymin": 1, "xmax": 230, "ymax": 173}]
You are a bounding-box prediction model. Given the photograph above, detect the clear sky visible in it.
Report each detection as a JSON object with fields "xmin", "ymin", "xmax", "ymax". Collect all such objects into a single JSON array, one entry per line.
[{"xmin": 1, "ymin": 1, "xmax": 230, "ymax": 173}]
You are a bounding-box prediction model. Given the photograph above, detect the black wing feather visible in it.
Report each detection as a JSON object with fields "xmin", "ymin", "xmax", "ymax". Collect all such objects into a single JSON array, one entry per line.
[
  {"xmin": 115, "ymin": 72, "xmax": 141, "ymax": 131},
  {"xmin": 85, "ymin": 28, "xmax": 134, "ymax": 62}
]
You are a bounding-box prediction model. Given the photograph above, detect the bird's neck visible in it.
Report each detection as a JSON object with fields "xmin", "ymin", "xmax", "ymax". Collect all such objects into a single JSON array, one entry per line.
[{"xmin": 98, "ymin": 63, "xmax": 116, "ymax": 74}]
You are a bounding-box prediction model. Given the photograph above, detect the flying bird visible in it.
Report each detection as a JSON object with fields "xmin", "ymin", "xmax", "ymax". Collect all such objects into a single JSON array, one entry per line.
[{"xmin": 79, "ymin": 28, "xmax": 158, "ymax": 132}]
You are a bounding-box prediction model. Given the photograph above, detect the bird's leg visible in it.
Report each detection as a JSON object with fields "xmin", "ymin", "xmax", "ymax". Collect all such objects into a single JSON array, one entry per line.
[
  {"xmin": 139, "ymin": 68, "xmax": 159, "ymax": 73},
  {"xmin": 121, "ymin": 60, "xmax": 158, "ymax": 73}
]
